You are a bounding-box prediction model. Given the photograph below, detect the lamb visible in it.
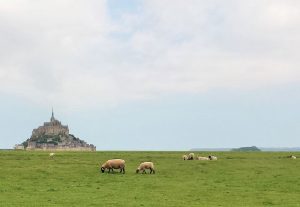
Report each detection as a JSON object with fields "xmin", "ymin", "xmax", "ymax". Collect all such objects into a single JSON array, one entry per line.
[
  {"xmin": 197, "ymin": 156, "xmax": 209, "ymax": 160},
  {"xmin": 208, "ymin": 155, "xmax": 217, "ymax": 160},
  {"xmin": 100, "ymin": 159, "xmax": 125, "ymax": 174},
  {"xmin": 182, "ymin": 155, "xmax": 188, "ymax": 160},
  {"xmin": 136, "ymin": 162, "xmax": 155, "ymax": 174},
  {"xmin": 49, "ymin": 153, "xmax": 55, "ymax": 158},
  {"xmin": 188, "ymin": 153, "xmax": 195, "ymax": 160}
]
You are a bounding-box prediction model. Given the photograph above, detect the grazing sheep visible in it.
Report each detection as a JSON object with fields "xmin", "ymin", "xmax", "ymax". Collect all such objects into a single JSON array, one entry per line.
[
  {"xmin": 197, "ymin": 156, "xmax": 209, "ymax": 160},
  {"xmin": 100, "ymin": 159, "xmax": 125, "ymax": 174},
  {"xmin": 290, "ymin": 155, "xmax": 297, "ymax": 159},
  {"xmin": 188, "ymin": 153, "xmax": 195, "ymax": 160},
  {"xmin": 208, "ymin": 155, "xmax": 217, "ymax": 160},
  {"xmin": 182, "ymin": 155, "xmax": 188, "ymax": 160},
  {"xmin": 136, "ymin": 162, "xmax": 155, "ymax": 174},
  {"xmin": 49, "ymin": 153, "xmax": 55, "ymax": 158}
]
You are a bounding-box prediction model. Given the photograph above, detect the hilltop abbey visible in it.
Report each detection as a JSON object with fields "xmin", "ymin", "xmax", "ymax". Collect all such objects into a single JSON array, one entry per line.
[
  {"xmin": 17, "ymin": 110, "xmax": 96, "ymax": 151},
  {"xmin": 32, "ymin": 110, "xmax": 69, "ymax": 138}
]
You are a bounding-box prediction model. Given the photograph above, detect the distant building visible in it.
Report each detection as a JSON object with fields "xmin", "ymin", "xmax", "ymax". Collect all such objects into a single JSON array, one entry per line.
[
  {"xmin": 17, "ymin": 109, "xmax": 96, "ymax": 151},
  {"xmin": 14, "ymin": 144, "xmax": 25, "ymax": 150}
]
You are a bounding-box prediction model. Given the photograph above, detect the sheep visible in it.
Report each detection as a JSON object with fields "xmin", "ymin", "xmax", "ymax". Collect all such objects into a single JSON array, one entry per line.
[
  {"xmin": 290, "ymin": 155, "xmax": 297, "ymax": 159},
  {"xmin": 182, "ymin": 155, "xmax": 188, "ymax": 160},
  {"xmin": 188, "ymin": 153, "xmax": 195, "ymax": 160},
  {"xmin": 136, "ymin": 162, "xmax": 155, "ymax": 174},
  {"xmin": 100, "ymin": 159, "xmax": 125, "ymax": 174},
  {"xmin": 208, "ymin": 155, "xmax": 217, "ymax": 160},
  {"xmin": 49, "ymin": 153, "xmax": 55, "ymax": 158},
  {"xmin": 197, "ymin": 156, "xmax": 209, "ymax": 160}
]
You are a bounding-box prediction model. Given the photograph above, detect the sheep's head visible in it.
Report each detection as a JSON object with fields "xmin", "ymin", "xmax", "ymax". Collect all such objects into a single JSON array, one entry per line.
[
  {"xmin": 100, "ymin": 165, "xmax": 105, "ymax": 173},
  {"xmin": 136, "ymin": 168, "xmax": 140, "ymax": 173}
]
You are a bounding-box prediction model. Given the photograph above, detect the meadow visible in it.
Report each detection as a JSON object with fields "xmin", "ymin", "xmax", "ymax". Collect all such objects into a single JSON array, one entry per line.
[{"xmin": 0, "ymin": 151, "xmax": 300, "ymax": 207}]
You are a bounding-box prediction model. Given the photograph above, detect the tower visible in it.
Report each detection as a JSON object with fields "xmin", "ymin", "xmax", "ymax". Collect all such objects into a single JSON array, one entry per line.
[{"xmin": 50, "ymin": 108, "xmax": 55, "ymax": 122}]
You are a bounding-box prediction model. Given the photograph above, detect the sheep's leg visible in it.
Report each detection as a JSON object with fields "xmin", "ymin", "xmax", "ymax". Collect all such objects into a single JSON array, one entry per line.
[
  {"xmin": 150, "ymin": 168, "xmax": 153, "ymax": 174},
  {"xmin": 122, "ymin": 167, "xmax": 125, "ymax": 174}
]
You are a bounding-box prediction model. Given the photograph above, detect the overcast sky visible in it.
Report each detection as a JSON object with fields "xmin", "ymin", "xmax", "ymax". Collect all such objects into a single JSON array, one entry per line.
[{"xmin": 0, "ymin": 0, "xmax": 300, "ymax": 150}]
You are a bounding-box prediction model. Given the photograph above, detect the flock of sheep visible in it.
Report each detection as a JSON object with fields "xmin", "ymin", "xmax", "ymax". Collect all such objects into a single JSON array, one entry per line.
[
  {"xmin": 182, "ymin": 152, "xmax": 218, "ymax": 161},
  {"xmin": 182, "ymin": 153, "xmax": 298, "ymax": 161},
  {"xmin": 48, "ymin": 152, "xmax": 297, "ymax": 174},
  {"xmin": 99, "ymin": 152, "xmax": 220, "ymax": 174}
]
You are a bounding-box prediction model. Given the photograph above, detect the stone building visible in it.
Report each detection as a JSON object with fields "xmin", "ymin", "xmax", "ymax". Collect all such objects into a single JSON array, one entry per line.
[
  {"xmin": 31, "ymin": 110, "xmax": 69, "ymax": 139},
  {"xmin": 19, "ymin": 110, "xmax": 96, "ymax": 151},
  {"xmin": 14, "ymin": 144, "xmax": 25, "ymax": 150}
]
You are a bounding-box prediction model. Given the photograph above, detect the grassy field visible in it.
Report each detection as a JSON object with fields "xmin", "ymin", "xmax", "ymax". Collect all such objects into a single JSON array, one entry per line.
[{"xmin": 0, "ymin": 151, "xmax": 300, "ymax": 207}]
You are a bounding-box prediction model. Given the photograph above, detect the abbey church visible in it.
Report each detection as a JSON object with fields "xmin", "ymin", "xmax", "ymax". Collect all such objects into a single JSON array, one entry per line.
[
  {"xmin": 18, "ymin": 110, "xmax": 96, "ymax": 151},
  {"xmin": 32, "ymin": 110, "xmax": 69, "ymax": 138}
]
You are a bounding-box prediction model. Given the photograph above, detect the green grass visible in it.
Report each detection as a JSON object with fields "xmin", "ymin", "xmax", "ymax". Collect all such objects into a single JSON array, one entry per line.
[{"xmin": 1, "ymin": 151, "xmax": 300, "ymax": 206}]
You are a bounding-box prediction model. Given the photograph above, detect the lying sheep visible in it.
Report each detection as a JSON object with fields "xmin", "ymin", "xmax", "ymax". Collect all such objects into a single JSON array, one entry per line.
[
  {"xmin": 136, "ymin": 162, "xmax": 155, "ymax": 174},
  {"xmin": 188, "ymin": 153, "xmax": 195, "ymax": 160},
  {"xmin": 208, "ymin": 155, "xmax": 217, "ymax": 160},
  {"xmin": 290, "ymin": 155, "xmax": 297, "ymax": 159},
  {"xmin": 197, "ymin": 156, "xmax": 209, "ymax": 160},
  {"xmin": 182, "ymin": 155, "xmax": 188, "ymax": 160},
  {"xmin": 49, "ymin": 153, "xmax": 55, "ymax": 158},
  {"xmin": 100, "ymin": 159, "xmax": 125, "ymax": 174}
]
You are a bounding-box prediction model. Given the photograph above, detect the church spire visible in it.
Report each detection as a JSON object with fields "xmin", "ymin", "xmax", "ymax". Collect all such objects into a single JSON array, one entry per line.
[{"xmin": 51, "ymin": 107, "xmax": 55, "ymax": 122}]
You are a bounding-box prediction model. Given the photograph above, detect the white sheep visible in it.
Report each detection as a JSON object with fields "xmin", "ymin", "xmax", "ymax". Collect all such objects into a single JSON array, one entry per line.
[
  {"xmin": 136, "ymin": 162, "xmax": 155, "ymax": 174},
  {"xmin": 290, "ymin": 155, "xmax": 297, "ymax": 159},
  {"xmin": 188, "ymin": 153, "xmax": 195, "ymax": 160},
  {"xmin": 49, "ymin": 153, "xmax": 55, "ymax": 158},
  {"xmin": 197, "ymin": 156, "xmax": 209, "ymax": 160},
  {"xmin": 100, "ymin": 159, "xmax": 125, "ymax": 174},
  {"xmin": 182, "ymin": 155, "xmax": 188, "ymax": 160},
  {"xmin": 208, "ymin": 155, "xmax": 217, "ymax": 160}
]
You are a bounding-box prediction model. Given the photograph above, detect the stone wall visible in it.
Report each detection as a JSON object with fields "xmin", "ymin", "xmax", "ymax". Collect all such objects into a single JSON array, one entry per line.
[{"xmin": 26, "ymin": 147, "xmax": 96, "ymax": 151}]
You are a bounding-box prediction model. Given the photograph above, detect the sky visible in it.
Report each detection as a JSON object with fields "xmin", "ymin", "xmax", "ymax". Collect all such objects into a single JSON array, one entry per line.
[{"xmin": 0, "ymin": 0, "xmax": 300, "ymax": 150}]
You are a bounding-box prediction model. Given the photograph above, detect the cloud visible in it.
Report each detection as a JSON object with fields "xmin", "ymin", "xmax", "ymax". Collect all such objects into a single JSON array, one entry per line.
[{"xmin": 0, "ymin": 0, "xmax": 299, "ymax": 109}]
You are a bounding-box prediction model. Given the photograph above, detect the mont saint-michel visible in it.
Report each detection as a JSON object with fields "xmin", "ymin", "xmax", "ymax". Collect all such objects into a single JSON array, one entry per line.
[{"xmin": 17, "ymin": 110, "xmax": 96, "ymax": 151}]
